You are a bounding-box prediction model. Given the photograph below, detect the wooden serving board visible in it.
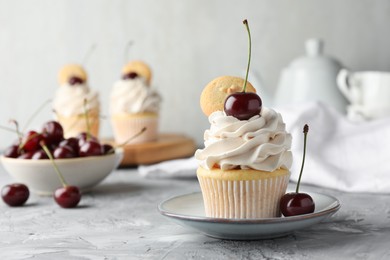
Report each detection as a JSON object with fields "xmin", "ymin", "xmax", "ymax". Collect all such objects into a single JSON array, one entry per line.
[{"xmin": 106, "ymin": 133, "xmax": 196, "ymax": 166}]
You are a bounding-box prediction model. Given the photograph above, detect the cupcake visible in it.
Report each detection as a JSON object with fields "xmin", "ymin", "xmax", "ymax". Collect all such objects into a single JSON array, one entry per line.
[
  {"xmin": 195, "ymin": 75, "xmax": 292, "ymax": 219},
  {"xmin": 110, "ymin": 61, "xmax": 161, "ymax": 144},
  {"xmin": 53, "ymin": 64, "xmax": 100, "ymax": 138}
]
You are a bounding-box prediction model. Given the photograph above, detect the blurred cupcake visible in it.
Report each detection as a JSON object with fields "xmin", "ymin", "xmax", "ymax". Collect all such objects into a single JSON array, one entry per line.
[
  {"xmin": 53, "ymin": 64, "xmax": 100, "ymax": 138},
  {"xmin": 110, "ymin": 61, "xmax": 161, "ymax": 144}
]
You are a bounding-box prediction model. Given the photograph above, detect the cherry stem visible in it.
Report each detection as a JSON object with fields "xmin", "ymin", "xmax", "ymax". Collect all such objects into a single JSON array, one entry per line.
[
  {"xmin": 296, "ymin": 124, "xmax": 309, "ymax": 193},
  {"xmin": 107, "ymin": 127, "xmax": 147, "ymax": 154},
  {"xmin": 242, "ymin": 19, "xmax": 251, "ymax": 93},
  {"xmin": 82, "ymin": 44, "xmax": 97, "ymax": 66},
  {"xmin": 0, "ymin": 124, "xmax": 21, "ymax": 136},
  {"xmin": 40, "ymin": 142, "xmax": 68, "ymax": 188},
  {"xmin": 83, "ymin": 99, "xmax": 91, "ymax": 141},
  {"xmin": 123, "ymin": 41, "xmax": 134, "ymax": 64},
  {"xmin": 9, "ymin": 119, "xmax": 23, "ymax": 139},
  {"xmin": 22, "ymin": 99, "xmax": 52, "ymax": 133}
]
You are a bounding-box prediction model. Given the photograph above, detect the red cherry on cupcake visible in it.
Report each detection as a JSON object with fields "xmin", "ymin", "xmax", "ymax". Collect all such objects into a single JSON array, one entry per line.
[
  {"xmin": 1, "ymin": 183, "xmax": 29, "ymax": 207},
  {"xmin": 122, "ymin": 72, "xmax": 138, "ymax": 80},
  {"xmin": 224, "ymin": 93, "xmax": 262, "ymax": 120},
  {"xmin": 224, "ymin": 20, "xmax": 262, "ymax": 120},
  {"xmin": 280, "ymin": 124, "xmax": 315, "ymax": 217},
  {"xmin": 68, "ymin": 76, "xmax": 84, "ymax": 85}
]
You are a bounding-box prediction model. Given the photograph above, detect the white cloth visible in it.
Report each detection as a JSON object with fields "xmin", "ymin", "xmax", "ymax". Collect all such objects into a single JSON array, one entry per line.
[
  {"xmin": 277, "ymin": 101, "xmax": 390, "ymax": 194},
  {"xmin": 138, "ymin": 157, "xmax": 198, "ymax": 179},
  {"xmin": 139, "ymin": 101, "xmax": 390, "ymax": 193}
]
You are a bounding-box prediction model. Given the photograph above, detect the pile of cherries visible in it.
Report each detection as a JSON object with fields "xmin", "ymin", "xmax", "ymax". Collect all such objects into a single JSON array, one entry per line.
[
  {"xmin": 4, "ymin": 121, "xmax": 113, "ymax": 160},
  {"xmin": 1, "ymin": 120, "xmax": 114, "ymax": 209}
]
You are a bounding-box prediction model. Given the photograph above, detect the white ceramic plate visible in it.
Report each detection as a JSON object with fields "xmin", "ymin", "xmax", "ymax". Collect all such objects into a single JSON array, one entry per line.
[{"xmin": 158, "ymin": 191, "xmax": 341, "ymax": 240}]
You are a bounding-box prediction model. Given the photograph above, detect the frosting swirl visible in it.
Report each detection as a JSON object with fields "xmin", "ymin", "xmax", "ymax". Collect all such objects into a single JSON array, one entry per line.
[
  {"xmin": 53, "ymin": 83, "xmax": 100, "ymax": 117},
  {"xmin": 110, "ymin": 78, "xmax": 161, "ymax": 114},
  {"xmin": 195, "ymin": 107, "xmax": 292, "ymax": 171}
]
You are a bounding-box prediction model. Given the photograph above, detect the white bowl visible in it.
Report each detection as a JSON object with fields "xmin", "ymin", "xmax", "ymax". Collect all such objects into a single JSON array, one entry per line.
[{"xmin": 0, "ymin": 149, "xmax": 123, "ymax": 195}]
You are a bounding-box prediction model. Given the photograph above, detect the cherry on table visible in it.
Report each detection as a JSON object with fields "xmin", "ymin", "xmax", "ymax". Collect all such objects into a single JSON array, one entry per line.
[
  {"xmin": 54, "ymin": 186, "xmax": 81, "ymax": 208},
  {"xmin": 1, "ymin": 183, "xmax": 29, "ymax": 207}
]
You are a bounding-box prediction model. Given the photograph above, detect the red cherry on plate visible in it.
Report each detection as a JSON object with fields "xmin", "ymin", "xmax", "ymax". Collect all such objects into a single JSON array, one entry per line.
[
  {"xmin": 54, "ymin": 186, "xmax": 81, "ymax": 208},
  {"xmin": 79, "ymin": 140, "xmax": 102, "ymax": 157},
  {"xmin": 280, "ymin": 193, "xmax": 315, "ymax": 216},
  {"xmin": 280, "ymin": 124, "xmax": 315, "ymax": 217},
  {"xmin": 1, "ymin": 183, "xmax": 29, "ymax": 207},
  {"xmin": 224, "ymin": 92, "xmax": 262, "ymax": 120}
]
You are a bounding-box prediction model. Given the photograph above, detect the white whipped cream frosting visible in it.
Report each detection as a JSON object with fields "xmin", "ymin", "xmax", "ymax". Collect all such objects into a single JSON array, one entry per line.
[
  {"xmin": 53, "ymin": 83, "xmax": 100, "ymax": 117},
  {"xmin": 110, "ymin": 78, "xmax": 161, "ymax": 114},
  {"xmin": 195, "ymin": 108, "xmax": 292, "ymax": 171}
]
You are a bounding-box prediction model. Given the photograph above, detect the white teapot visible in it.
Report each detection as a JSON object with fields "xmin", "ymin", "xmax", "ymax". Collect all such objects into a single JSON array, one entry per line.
[{"xmin": 269, "ymin": 39, "xmax": 348, "ymax": 113}]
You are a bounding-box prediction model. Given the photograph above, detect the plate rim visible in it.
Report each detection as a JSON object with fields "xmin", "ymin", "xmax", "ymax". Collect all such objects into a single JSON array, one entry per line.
[{"xmin": 158, "ymin": 191, "xmax": 341, "ymax": 224}]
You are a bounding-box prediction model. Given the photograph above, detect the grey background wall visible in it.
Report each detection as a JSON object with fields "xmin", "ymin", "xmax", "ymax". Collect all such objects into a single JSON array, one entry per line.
[{"xmin": 0, "ymin": 0, "xmax": 389, "ymax": 147}]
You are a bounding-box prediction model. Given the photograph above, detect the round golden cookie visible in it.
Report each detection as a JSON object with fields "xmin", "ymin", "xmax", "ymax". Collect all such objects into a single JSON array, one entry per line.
[
  {"xmin": 122, "ymin": 61, "xmax": 152, "ymax": 86},
  {"xmin": 200, "ymin": 76, "xmax": 256, "ymax": 116},
  {"xmin": 58, "ymin": 64, "xmax": 87, "ymax": 85}
]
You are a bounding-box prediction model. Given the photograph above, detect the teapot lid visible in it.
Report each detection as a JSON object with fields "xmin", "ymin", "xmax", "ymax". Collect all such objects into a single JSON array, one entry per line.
[{"xmin": 289, "ymin": 38, "xmax": 342, "ymax": 70}]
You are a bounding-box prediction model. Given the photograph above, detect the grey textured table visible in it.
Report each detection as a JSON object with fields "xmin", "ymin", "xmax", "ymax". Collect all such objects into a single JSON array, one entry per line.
[{"xmin": 0, "ymin": 165, "xmax": 389, "ymax": 260}]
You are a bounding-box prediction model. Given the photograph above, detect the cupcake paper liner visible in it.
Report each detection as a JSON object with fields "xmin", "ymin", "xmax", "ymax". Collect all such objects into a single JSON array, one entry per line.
[
  {"xmin": 111, "ymin": 114, "xmax": 158, "ymax": 144},
  {"xmin": 197, "ymin": 171, "xmax": 290, "ymax": 219},
  {"xmin": 58, "ymin": 114, "xmax": 99, "ymax": 138}
]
